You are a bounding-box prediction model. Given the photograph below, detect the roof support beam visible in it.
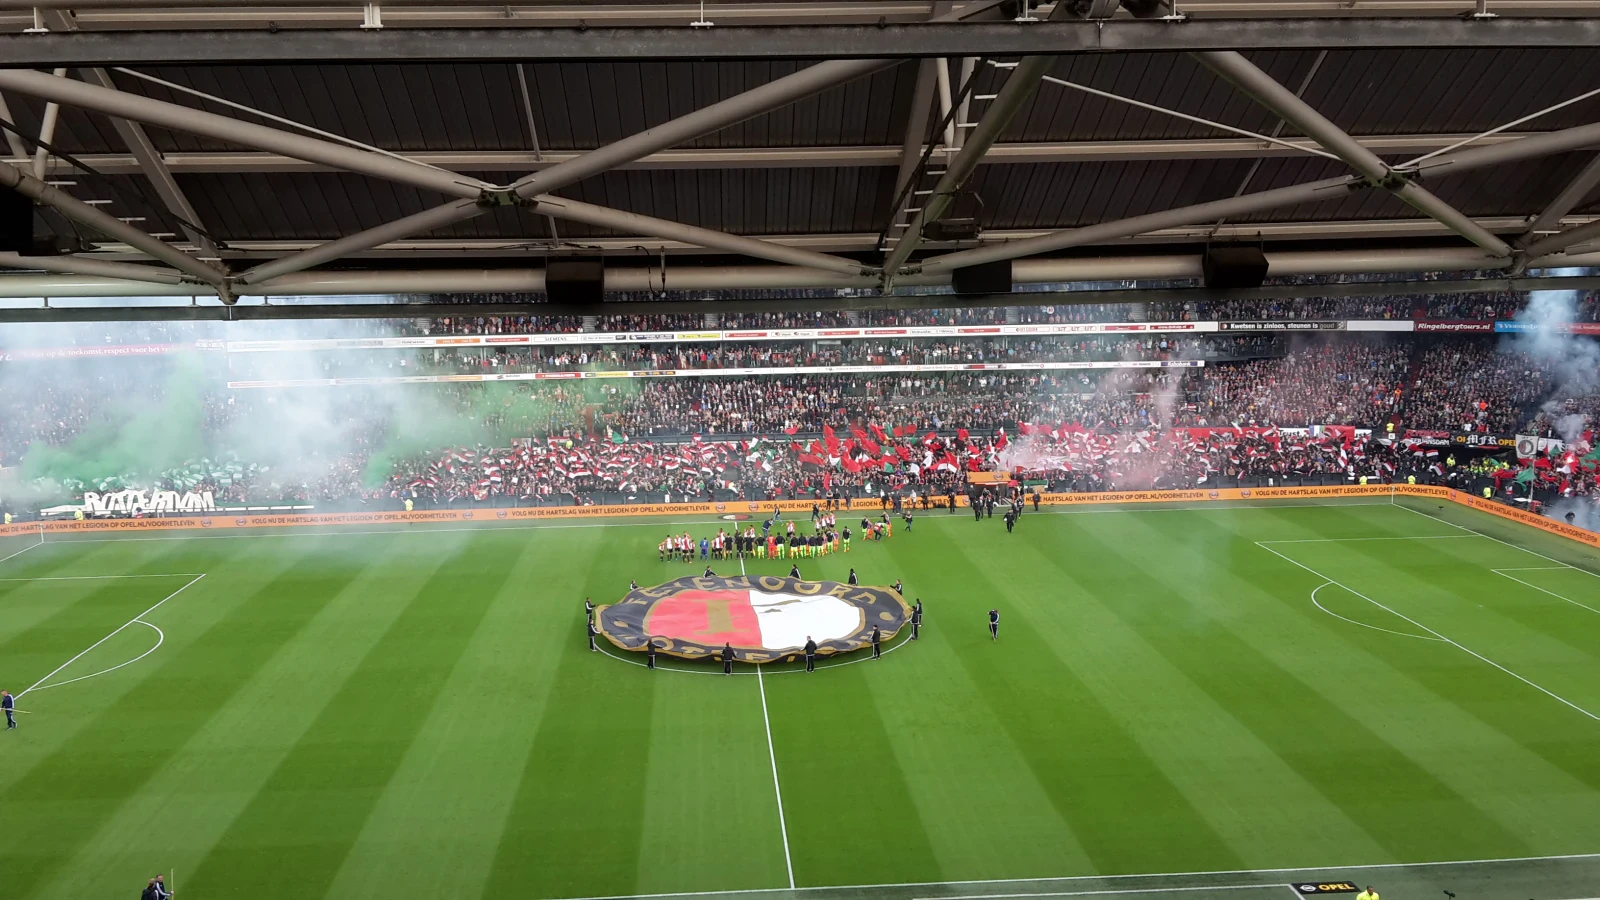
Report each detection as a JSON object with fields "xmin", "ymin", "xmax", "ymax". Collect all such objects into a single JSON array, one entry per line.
[
  {"xmin": 0, "ymin": 162, "xmax": 226, "ymax": 288},
  {"xmin": 0, "ymin": 249, "xmax": 188, "ymax": 284},
  {"xmin": 1194, "ymin": 50, "xmax": 1512, "ymax": 258},
  {"xmin": 235, "ymin": 56, "xmax": 899, "ymax": 284},
  {"xmin": 235, "ymin": 0, "xmax": 1012, "ymax": 285},
  {"xmin": 884, "ymin": 1, "xmax": 1074, "ymax": 281},
  {"xmin": 1521, "ymin": 151, "xmax": 1600, "ymax": 239},
  {"xmin": 4, "ymin": 17, "xmax": 1600, "ymax": 66},
  {"xmin": 0, "ymin": 133, "xmax": 1548, "ymax": 175},
  {"xmin": 917, "ymin": 118, "xmax": 1600, "ymax": 274},
  {"xmin": 1519, "ymin": 216, "xmax": 1600, "ymax": 259},
  {"xmin": 77, "ymin": 67, "xmax": 219, "ymax": 257}
]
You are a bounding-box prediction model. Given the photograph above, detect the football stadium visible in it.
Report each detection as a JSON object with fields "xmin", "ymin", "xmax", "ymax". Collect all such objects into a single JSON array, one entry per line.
[{"xmin": 3, "ymin": 4, "xmax": 1600, "ymax": 900}]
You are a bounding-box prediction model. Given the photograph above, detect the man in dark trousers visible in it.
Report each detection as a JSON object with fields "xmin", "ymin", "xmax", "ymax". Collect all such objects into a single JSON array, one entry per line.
[
  {"xmin": 584, "ymin": 597, "xmax": 594, "ymax": 621},
  {"xmin": 2, "ymin": 690, "xmax": 14, "ymax": 730},
  {"xmin": 973, "ymin": 495, "xmax": 983, "ymax": 522},
  {"xmin": 703, "ymin": 565, "xmax": 716, "ymax": 578},
  {"xmin": 722, "ymin": 642, "xmax": 735, "ymax": 675},
  {"xmin": 871, "ymin": 626, "xmax": 882, "ymax": 659},
  {"xmin": 789, "ymin": 563, "xmax": 801, "ymax": 580},
  {"xmin": 848, "ymin": 568, "xmax": 858, "ymax": 586},
  {"xmin": 1004, "ymin": 508, "xmax": 1015, "ymax": 533},
  {"xmin": 988, "ymin": 608, "xmax": 1000, "ymax": 641},
  {"xmin": 947, "ymin": 489, "xmax": 956, "ymax": 513},
  {"xmin": 804, "ymin": 636, "xmax": 818, "ymax": 673},
  {"xmin": 891, "ymin": 578, "xmax": 903, "ymax": 595},
  {"xmin": 985, "ymin": 493, "xmax": 995, "ymax": 518},
  {"xmin": 910, "ymin": 600, "xmax": 922, "ymax": 640},
  {"xmin": 1032, "ymin": 490, "xmax": 1040, "ymax": 512},
  {"xmin": 646, "ymin": 639, "xmax": 658, "ymax": 670},
  {"xmin": 587, "ymin": 616, "xmax": 598, "ymax": 652}
]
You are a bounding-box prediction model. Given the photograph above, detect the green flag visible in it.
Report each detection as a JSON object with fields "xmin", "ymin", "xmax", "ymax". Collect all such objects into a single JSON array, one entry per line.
[{"xmin": 1514, "ymin": 468, "xmax": 1536, "ymax": 485}]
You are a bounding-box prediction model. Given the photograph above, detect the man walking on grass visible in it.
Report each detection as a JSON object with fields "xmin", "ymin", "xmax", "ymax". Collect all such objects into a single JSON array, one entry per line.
[{"xmin": 2, "ymin": 690, "xmax": 14, "ymax": 730}]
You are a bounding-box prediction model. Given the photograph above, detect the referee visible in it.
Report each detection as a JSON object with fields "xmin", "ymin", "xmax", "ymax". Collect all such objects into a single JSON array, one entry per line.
[{"xmin": 988, "ymin": 608, "xmax": 1000, "ymax": 641}]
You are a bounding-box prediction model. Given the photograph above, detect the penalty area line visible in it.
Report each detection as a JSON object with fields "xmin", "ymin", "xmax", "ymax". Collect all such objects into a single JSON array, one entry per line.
[
  {"xmin": 1256, "ymin": 542, "xmax": 1600, "ymax": 723},
  {"xmin": 16, "ymin": 573, "xmax": 205, "ymax": 700},
  {"xmin": 1491, "ymin": 570, "xmax": 1600, "ymax": 616}
]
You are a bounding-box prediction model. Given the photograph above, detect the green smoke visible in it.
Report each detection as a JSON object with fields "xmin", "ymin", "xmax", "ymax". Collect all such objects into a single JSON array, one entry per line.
[{"xmin": 20, "ymin": 352, "xmax": 217, "ymax": 491}]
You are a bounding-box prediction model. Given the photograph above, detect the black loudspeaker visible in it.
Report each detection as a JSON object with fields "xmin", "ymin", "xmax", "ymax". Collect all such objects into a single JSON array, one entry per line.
[
  {"xmin": 951, "ymin": 259, "xmax": 1012, "ymax": 296},
  {"xmin": 1202, "ymin": 246, "xmax": 1269, "ymax": 289},
  {"xmin": 0, "ymin": 190, "xmax": 32, "ymax": 254},
  {"xmin": 546, "ymin": 257, "xmax": 605, "ymax": 304}
]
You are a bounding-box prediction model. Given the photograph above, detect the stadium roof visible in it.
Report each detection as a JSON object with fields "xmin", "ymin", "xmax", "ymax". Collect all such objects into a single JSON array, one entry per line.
[{"xmin": 5, "ymin": 1, "xmax": 1600, "ymax": 303}]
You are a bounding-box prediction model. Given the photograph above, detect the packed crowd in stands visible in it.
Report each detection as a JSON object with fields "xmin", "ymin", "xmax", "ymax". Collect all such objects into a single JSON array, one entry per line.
[
  {"xmin": 6, "ymin": 293, "xmax": 1600, "ymax": 515},
  {"xmin": 1405, "ymin": 340, "xmax": 1557, "ymax": 433},
  {"xmin": 222, "ymin": 334, "xmax": 1286, "ymax": 381}
]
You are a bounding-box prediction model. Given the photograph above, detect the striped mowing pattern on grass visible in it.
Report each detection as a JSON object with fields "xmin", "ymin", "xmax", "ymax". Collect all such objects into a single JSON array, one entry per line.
[{"xmin": 0, "ymin": 497, "xmax": 1596, "ymax": 900}]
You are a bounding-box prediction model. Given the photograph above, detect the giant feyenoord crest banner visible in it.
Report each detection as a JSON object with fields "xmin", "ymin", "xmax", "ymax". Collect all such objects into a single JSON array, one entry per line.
[{"xmin": 596, "ymin": 575, "xmax": 911, "ymax": 663}]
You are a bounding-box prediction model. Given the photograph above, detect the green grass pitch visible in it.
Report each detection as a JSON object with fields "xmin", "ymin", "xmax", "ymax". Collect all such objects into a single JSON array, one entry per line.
[{"xmin": 2, "ymin": 498, "xmax": 1600, "ymax": 900}]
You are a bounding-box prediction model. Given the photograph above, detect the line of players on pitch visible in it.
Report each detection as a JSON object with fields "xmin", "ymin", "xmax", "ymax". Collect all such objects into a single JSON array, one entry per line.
[{"xmin": 658, "ymin": 509, "xmax": 913, "ymax": 563}]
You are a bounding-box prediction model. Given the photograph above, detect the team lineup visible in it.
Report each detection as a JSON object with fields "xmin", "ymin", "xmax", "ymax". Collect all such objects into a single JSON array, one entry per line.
[{"xmin": 593, "ymin": 495, "xmax": 1028, "ymax": 669}]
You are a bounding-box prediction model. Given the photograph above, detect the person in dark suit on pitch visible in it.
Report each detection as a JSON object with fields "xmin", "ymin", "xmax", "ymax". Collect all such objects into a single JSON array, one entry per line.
[
  {"xmin": 587, "ymin": 616, "xmax": 598, "ymax": 652},
  {"xmin": 910, "ymin": 601, "xmax": 922, "ymax": 640},
  {"xmin": 804, "ymin": 636, "xmax": 818, "ymax": 673},
  {"xmin": 871, "ymin": 626, "xmax": 882, "ymax": 659},
  {"xmin": 722, "ymin": 642, "xmax": 735, "ymax": 675},
  {"xmin": 988, "ymin": 608, "xmax": 1000, "ymax": 641}
]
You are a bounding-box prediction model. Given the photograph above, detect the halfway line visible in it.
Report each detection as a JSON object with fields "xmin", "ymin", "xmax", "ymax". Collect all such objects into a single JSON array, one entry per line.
[{"xmin": 742, "ymin": 552, "xmax": 796, "ymax": 890}]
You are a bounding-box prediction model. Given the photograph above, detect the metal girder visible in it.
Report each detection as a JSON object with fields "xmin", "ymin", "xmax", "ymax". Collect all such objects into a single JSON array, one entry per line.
[
  {"xmin": 0, "ymin": 250, "xmax": 188, "ymax": 283},
  {"xmin": 238, "ymin": 0, "xmax": 1012, "ymax": 283},
  {"xmin": 1521, "ymin": 151, "xmax": 1600, "ymax": 238},
  {"xmin": 88, "ymin": 216, "xmax": 1563, "ymax": 260},
  {"xmin": 0, "ymin": 133, "xmax": 1547, "ymax": 176},
  {"xmin": 5, "ymin": 18, "xmax": 1600, "ymax": 67},
  {"xmin": 0, "ymin": 161, "xmax": 227, "ymax": 287},
  {"xmin": 884, "ymin": 1, "xmax": 1075, "ymax": 279},
  {"xmin": 5, "ymin": 257, "xmax": 1600, "ymax": 311},
  {"xmin": 235, "ymin": 56, "xmax": 898, "ymax": 283},
  {"xmin": 919, "ymin": 118, "xmax": 1600, "ymax": 273},
  {"xmin": 1195, "ymin": 50, "xmax": 1512, "ymax": 257},
  {"xmin": 1520, "ymin": 216, "xmax": 1600, "ymax": 258},
  {"xmin": 77, "ymin": 67, "xmax": 219, "ymax": 257}
]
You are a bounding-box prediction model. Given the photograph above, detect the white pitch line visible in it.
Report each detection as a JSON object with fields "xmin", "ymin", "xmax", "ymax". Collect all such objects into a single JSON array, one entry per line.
[
  {"xmin": 25, "ymin": 620, "xmax": 164, "ymax": 692},
  {"xmin": 542, "ymin": 851, "xmax": 1600, "ymax": 900},
  {"xmin": 1256, "ymin": 543, "xmax": 1600, "ymax": 723},
  {"xmin": 1392, "ymin": 503, "xmax": 1598, "ymax": 576},
  {"xmin": 755, "ymin": 665, "xmax": 795, "ymax": 890},
  {"xmin": 0, "ymin": 573, "xmax": 204, "ymax": 581},
  {"xmin": 1260, "ymin": 535, "xmax": 1476, "ymax": 544},
  {"xmin": 32, "ymin": 500, "xmax": 1399, "ymax": 545},
  {"xmin": 1310, "ymin": 582, "xmax": 1443, "ymax": 642},
  {"xmin": 914, "ymin": 884, "xmax": 1284, "ymax": 900},
  {"xmin": 741, "ymin": 550, "xmax": 797, "ymax": 891},
  {"xmin": 16, "ymin": 573, "xmax": 205, "ymax": 700},
  {"xmin": 1492, "ymin": 570, "xmax": 1600, "ymax": 616},
  {"xmin": 1496, "ymin": 566, "xmax": 1581, "ymax": 572},
  {"xmin": 0, "ymin": 538, "xmax": 43, "ymax": 566}
]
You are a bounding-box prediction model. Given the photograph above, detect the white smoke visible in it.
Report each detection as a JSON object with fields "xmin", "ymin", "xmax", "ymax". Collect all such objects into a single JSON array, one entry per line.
[{"xmin": 1512, "ymin": 267, "xmax": 1600, "ymax": 443}]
